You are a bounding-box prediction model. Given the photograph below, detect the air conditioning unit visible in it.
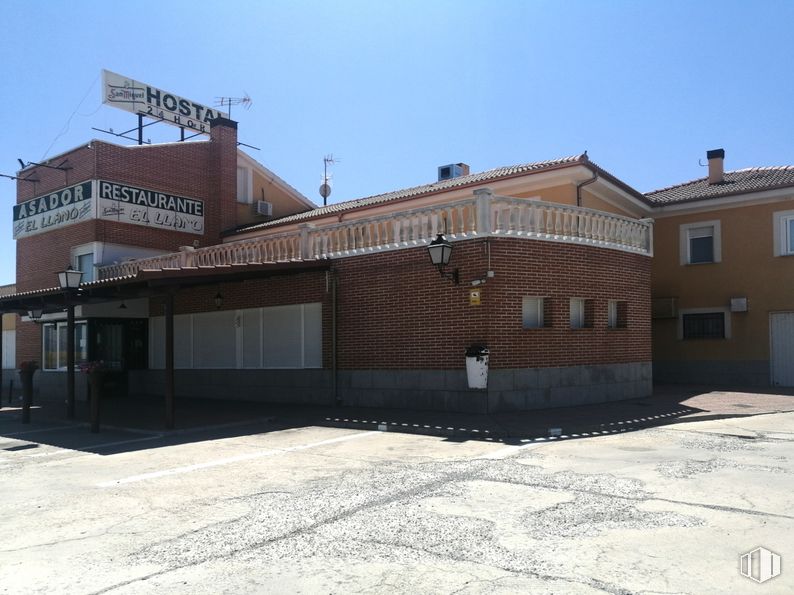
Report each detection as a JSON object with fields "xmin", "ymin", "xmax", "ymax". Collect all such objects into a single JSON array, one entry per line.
[
  {"xmin": 437, "ymin": 163, "xmax": 470, "ymax": 181},
  {"xmin": 255, "ymin": 200, "xmax": 273, "ymax": 217},
  {"xmin": 651, "ymin": 297, "xmax": 678, "ymax": 319}
]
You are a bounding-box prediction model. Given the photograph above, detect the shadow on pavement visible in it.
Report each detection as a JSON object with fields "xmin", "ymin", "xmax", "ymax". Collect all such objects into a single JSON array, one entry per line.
[{"xmin": 1, "ymin": 384, "xmax": 793, "ymax": 456}]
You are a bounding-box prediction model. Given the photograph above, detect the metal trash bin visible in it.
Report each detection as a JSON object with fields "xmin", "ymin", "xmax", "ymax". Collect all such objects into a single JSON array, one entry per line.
[{"xmin": 465, "ymin": 345, "xmax": 489, "ymax": 389}]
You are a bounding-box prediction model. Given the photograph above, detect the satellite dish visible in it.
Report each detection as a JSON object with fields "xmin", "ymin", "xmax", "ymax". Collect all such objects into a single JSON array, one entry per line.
[{"xmin": 319, "ymin": 183, "xmax": 332, "ymax": 200}]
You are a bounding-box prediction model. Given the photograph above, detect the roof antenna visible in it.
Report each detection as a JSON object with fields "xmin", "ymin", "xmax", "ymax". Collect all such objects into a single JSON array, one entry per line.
[
  {"xmin": 214, "ymin": 93, "xmax": 252, "ymax": 120},
  {"xmin": 320, "ymin": 154, "xmax": 340, "ymax": 207}
]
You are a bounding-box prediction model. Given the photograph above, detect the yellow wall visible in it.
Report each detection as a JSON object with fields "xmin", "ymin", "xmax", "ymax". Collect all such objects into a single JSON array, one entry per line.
[
  {"xmin": 513, "ymin": 184, "xmax": 634, "ymax": 217},
  {"xmin": 652, "ymin": 198, "xmax": 794, "ymax": 362},
  {"xmin": 236, "ymin": 168, "xmax": 311, "ymax": 227}
]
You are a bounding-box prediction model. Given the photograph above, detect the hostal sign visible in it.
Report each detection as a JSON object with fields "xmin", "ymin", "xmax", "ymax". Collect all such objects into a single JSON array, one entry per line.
[
  {"xmin": 102, "ymin": 69, "xmax": 228, "ymax": 135},
  {"xmin": 13, "ymin": 181, "xmax": 205, "ymax": 239}
]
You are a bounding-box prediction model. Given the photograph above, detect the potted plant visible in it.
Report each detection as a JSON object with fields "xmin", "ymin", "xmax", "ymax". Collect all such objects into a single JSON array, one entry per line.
[{"xmin": 18, "ymin": 360, "xmax": 38, "ymax": 424}]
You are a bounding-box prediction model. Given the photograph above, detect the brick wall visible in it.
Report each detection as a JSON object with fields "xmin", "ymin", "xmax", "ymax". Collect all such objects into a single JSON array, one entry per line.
[
  {"xmin": 16, "ymin": 119, "xmax": 238, "ymax": 293},
  {"xmin": 332, "ymin": 237, "xmax": 650, "ymax": 370},
  {"xmin": 14, "ymin": 120, "xmax": 238, "ymax": 367}
]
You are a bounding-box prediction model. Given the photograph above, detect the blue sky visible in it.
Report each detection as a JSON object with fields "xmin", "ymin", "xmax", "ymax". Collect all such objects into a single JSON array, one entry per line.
[{"xmin": 1, "ymin": 0, "xmax": 793, "ymax": 284}]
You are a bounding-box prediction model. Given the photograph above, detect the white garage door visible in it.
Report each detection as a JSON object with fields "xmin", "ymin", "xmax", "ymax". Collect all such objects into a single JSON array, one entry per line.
[{"xmin": 770, "ymin": 312, "xmax": 794, "ymax": 386}]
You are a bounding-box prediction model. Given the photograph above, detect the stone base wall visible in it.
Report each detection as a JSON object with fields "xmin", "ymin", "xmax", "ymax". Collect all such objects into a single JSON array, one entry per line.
[
  {"xmin": 122, "ymin": 362, "xmax": 652, "ymax": 414},
  {"xmin": 653, "ymin": 360, "xmax": 769, "ymax": 387},
  {"xmin": 128, "ymin": 369, "xmax": 334, "ymax": 405}
]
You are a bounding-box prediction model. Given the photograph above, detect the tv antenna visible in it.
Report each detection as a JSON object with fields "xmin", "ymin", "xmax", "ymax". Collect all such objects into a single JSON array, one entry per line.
[
  {"xmin": 320, "ymin": 154, "xmax": 340, "ymax": 206},
  {"xmin": 215, "ymin": 93, "xmax": 252, "ymax": 120}
]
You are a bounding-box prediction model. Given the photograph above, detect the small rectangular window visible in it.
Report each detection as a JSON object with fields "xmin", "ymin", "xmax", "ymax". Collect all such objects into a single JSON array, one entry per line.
[
  {"xmin": 522, "ymin": 297, "xmax": 545, "ymax": 329},
  {"xmin": 608, "ymin": 300, "xmax": 628, "ymax": 329},
  {"xmin": 688, "ymin": 226, "xmax": 714, "ymax": 264},
  {"xmin": 570, "ymin": 298, "xmax": 585, "ymax": 329},
  {"xmin": 682, "ymin": 312, "xmax": 725, "ymax": 339}
]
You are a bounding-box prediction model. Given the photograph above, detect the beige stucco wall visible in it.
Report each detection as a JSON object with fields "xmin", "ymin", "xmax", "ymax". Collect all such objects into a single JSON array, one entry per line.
[
  {"xmin": 514, "ymin": 184, "xmax": 635, "ymax": 217},
  {"xmin": 236, "ymin": 168, "xmax": 312, "ymax": 227},
  {"xmin": 652, "ymin": 198, "xmax": 794, "ymax": 363}
]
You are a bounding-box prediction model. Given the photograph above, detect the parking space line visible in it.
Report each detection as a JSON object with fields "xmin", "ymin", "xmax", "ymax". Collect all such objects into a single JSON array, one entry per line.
[
  {"xmin": 97, "ymin": 430, "xmax": 377, "ymax": 488},
  {"xmin": 480, "ymin": 441, "xmax": 548, "ymax": 460},
  {"xmin": 2, "ymin": 425, "xmax": 78, "ymax": 437}
]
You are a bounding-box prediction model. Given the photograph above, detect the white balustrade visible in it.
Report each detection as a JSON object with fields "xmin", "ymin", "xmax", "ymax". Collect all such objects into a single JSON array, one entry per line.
[{"xmin": 97, "ymin": 193, "xmax": 651, "ymax": 280}]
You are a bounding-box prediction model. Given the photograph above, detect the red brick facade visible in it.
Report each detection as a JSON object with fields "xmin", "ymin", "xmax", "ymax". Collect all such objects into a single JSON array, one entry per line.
[
  {"xmin": 14, "ymin": 120, "xmax": 238, "ymax": 366},
  {"xmin": 331, "ymin": 238, "xmax": 650, "ymax": 370},
  {"xmin": 16, "ymin": 121, "xmax": 238, "ymax": 293}
]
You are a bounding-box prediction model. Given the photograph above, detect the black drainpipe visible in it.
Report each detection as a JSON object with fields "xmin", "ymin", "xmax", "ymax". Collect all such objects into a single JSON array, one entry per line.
[
  {"xmin": 331, "ymin": 271, "xmax": 339, "ymax": 406},
  {"xmin": 576, "ymin": 167, "xmax": 598, "ymax": 207}
]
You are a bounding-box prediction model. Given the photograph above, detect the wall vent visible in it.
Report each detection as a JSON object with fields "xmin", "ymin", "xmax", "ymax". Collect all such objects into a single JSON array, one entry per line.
[{"xmin": 651, "ymin": 297, "xmax": 678, "ymax": 319}]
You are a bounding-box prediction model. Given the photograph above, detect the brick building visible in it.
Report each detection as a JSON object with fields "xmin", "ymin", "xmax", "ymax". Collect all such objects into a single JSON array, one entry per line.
[{"xmin": 2, "ymin": 116, "xmax": 654, "ymax": 423}]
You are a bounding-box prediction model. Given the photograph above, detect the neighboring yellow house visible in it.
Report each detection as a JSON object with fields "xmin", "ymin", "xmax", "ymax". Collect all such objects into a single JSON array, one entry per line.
[{"xmin": 647, "ymin": 149, "xmax": 794, "ymax": 387}]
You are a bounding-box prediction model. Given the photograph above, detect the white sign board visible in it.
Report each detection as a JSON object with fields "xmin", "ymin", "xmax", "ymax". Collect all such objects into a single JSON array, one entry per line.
[
  {"xmin": 96, "ymin": 180, "xmax": 204, "ymax": 235},
  {"xmin": 102, "ymin": 69, "xmax": 228, "ymax": 135},
  {"xmin": 13, "ymin": 181, "xmax": 95, "ymax": 239},
  {"xmin": 12, "ymin": 180, "xmax": 205, "ymax": 239}
]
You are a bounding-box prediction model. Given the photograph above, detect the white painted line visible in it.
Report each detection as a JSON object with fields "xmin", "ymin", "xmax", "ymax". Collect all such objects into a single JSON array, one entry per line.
[
  {"xmin": 97, "ymin": 430, "xmax": 377, "ymax": 488},
  {"xmin": 480, "ymin": 441, "xmax": 547, "ymax": 460}
]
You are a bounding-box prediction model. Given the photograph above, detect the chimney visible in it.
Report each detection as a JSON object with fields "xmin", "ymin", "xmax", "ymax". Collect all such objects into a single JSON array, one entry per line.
[
  {"xmin": 438, "ymin": 163, "xmax": 470, "ymax": 181},
  {"xmin": 707, "ymin": 148, "xmax": 725, "ymax": 185}
]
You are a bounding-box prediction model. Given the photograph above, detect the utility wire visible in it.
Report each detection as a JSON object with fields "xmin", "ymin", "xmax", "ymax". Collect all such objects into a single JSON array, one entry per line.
[{"xmin": 40, "ymin": 73, "xmax": 100, "ymax": 161}]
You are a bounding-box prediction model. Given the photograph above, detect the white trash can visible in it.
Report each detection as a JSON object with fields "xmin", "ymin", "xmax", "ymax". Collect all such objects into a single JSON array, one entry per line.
[{"xmin": 465, "ymin": 345, "xmax": 489, "ymax": 389}]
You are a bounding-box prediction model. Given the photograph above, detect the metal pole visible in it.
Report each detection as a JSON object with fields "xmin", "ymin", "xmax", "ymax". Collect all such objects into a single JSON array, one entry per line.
[
  {"xmin": 332, "ymin": 274, "xmax": 339, "ymax": 406},
  {"xmin": 66, "ymin": 300, "xmax": 75, "ymax": 420},
  {"xmin": 0, "ymin": 312, "xmax": 4, "ymax": 411},
  {"xmin": 138, "ymin": 114, "xmax": 143, "ymax": 146},
  {"xmin": 164, "ymin": 292, "xmax": 175, "ymax": 429}
]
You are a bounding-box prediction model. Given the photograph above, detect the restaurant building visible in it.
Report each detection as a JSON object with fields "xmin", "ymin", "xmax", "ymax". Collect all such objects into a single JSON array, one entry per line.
[{"xmin": 0, "ymin": 74, "xmax": 655, "ymax": 424}]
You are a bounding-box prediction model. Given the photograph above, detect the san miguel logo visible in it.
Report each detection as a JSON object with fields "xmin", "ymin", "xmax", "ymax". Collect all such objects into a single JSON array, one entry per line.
[
  {"xmin": 105, "ymin": 81, "xmax": 145, "ymax": 104},
  {"xmin": 102, "ymin": 70, "xmax": 227, "ymax": 134}
]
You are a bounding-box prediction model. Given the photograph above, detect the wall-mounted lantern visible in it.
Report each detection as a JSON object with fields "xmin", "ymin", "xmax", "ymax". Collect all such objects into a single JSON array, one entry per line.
[
  {"xmin": 58, "ymin": 266, "xmax": 83, "ymax": 290},
  {"xmin": 27, "ymin": 308, "xmax": 43, "ymax": 321},
  {"xmin": 427, "ymin": 233, "xmax": 459, "ymax": 284},
  {"xmin": 214, "ymin": 292, "xmax": 224, "ymax": 309}
]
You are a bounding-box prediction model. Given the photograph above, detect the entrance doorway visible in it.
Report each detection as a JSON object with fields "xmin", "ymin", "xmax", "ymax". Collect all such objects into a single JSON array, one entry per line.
[{"xmin": 770, "ymin": 312, "xmax": 794, "ymax": 386}]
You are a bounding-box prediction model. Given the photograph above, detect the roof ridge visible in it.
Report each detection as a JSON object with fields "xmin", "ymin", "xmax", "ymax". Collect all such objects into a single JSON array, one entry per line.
[
  {"xmin": 646, "ymin": 164, "xmax": 794, "ymax": 196},
  {"xmin": 232, "ymin": 153, "xmax": 589, "ymax": 235}
]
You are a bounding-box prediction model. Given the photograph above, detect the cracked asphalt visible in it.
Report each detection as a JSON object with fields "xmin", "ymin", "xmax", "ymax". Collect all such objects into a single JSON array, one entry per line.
[{"xmin": 1, "ymin": 410, "xmax": 793, "ymax": 594}]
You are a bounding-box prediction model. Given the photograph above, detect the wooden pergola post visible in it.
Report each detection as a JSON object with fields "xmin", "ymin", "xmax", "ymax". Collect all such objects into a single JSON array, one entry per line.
[
  {"xmin": 66, "ymin": 299, "xmax": 75, "ymax": 420},
  {"xmin": 164, "ymin": 291, "xmax": 175, "ymax": 430}
]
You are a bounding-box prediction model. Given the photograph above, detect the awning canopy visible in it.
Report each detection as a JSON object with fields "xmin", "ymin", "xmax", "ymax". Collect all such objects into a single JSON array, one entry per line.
[{"xmin": 0, "ymin": 260, "xmax": 331, "ymax": 315}]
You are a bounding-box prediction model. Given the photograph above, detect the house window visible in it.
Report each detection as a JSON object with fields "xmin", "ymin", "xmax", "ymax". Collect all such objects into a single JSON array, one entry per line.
[
  {"xmin": 76, "ymin": 252, "xmax": 95, "ymax": 283},
  {"xmin": 42, "ymin": 321, "xmax": 88, "ymax": 370},
  {"xmin": 608, "ymin": 300, "xmax": 628, "ymax": 329},
  {"xmin": 772, "ymin": 210, "xmax": 794, "ymax": 256},
  {"xmin": 570, "ymin": 298, "xmax": 593, "ymax": 329},
  {"xmin": 237, "ymin": 166, "xmax": 252, "ymax": 203},
  {"xmin": 679, "ymin": 220, "xmax": 721, "ymax": 265},
  {"xmin": 678, "ymin": 309, "xmax": 731, "ymax": 340},
  {"xmin": 522, "ymin": 297, "xmax": 545, "ymax": 329}
]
